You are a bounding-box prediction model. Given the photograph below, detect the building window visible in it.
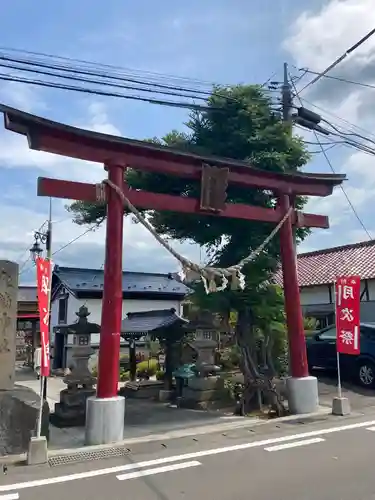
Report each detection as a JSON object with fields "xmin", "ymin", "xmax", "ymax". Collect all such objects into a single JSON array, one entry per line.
[
  {"xmin": 203, "ymin": 331, "xmax": 212, "ymax": 340},
  {"xmin": 58, "ymin": 297, "xmax": 68, "ymax": 324}
]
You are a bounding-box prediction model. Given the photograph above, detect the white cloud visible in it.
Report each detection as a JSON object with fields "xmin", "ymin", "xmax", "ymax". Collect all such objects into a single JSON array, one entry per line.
[
  {"xmin": 0, "ymin": 99, "xmax": 123, "ymax": 183},
  {"xmin": 0, "ymin": 81, "xmax": 47, "ymax": 113},
  {"xmin": 284, "ymin": 0, "xmax": 375, "ymax": 251},
  {"xmin": 284, "ymin": 0, "xmax": 375, "ymax": 71},
  {"xmin": 0, "ymin": 88, "xmax": 203, "ymax": 281},
  {"xmin": 82, "ymin": 102, "xmax": 122, "ymax": 136}
]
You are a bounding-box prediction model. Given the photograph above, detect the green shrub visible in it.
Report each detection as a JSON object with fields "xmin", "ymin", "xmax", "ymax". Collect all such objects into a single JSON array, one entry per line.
[
  {"xmin": 119, "ymin": 370, "xmax": 130, "ymax": 382},
  {"xmin": 137, "ymin": 359, "xmax": 158, "ymax": 376},
  {"xmin": 228, "ymin": 345, "xmax": 241, "ymax": 366},
  {"xmin": 219, "ymin": 346, "xmax": 241, "ymax": 371},
  {"xmin": 156, "ymin": 369, "xmax": 165, "ymax": 381}
]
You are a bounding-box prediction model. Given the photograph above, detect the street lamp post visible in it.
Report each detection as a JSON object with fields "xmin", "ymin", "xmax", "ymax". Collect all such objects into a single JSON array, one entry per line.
[{"xmin": 30, "ymin": 222, "xmax": 52, "ymax": 402}]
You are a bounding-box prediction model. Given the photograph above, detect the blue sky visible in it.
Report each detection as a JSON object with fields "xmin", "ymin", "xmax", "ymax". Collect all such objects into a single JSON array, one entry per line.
[{"xmin": 0, "ymin": 0, "xmax": 373, "ymax": 285}]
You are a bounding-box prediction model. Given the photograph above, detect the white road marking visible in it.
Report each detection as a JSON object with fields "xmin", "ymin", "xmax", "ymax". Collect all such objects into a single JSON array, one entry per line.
[
  {"xmin": 264, "ymin": 437, "xmax": 325, "ymax": 452},
  {"xmin": 367, "ymin": 427, "xmax": 375, "ymax": 431},
  {"xmin": 117, "ymin": 461, "xmax": 201, "ymax": 481},
  {"xmin": 2, "ymin": 418, "xmax": 375, "ymax": 493},
  {"xmin": 0, "ymin": 494, "xmax": 19, "ymax": 499}
]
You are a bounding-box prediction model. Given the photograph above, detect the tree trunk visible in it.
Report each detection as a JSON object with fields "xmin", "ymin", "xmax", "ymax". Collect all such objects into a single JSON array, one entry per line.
[{"xmin": 235, "ymin": 308, "xmax": 285, "ymax": 417}]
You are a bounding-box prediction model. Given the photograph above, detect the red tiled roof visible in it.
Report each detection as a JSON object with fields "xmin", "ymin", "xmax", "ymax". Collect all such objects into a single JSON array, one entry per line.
[{"xmin": 274, "ymin": 240, "xmax": 375, "ymax": 287}]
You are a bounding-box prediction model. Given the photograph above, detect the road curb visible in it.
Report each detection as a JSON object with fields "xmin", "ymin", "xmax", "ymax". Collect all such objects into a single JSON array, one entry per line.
[{"xmin": 0, "ymin": 405, "xmax": 334, "ymax": 465}]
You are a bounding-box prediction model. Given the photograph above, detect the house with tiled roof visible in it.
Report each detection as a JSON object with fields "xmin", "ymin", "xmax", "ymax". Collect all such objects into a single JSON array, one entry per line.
[
  {"xmin": 274, "ymin": 240, "xmax": 375, "ymax": 328},
  {"xmin": 50, "ymin": 265, "xmax": 190, "ymax": 369}
]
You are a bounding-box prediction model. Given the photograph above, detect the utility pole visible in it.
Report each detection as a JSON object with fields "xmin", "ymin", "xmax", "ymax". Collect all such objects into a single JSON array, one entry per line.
[
  {"xmin": 282, "ymin": 62, "xmax": 293, "ymax": 130},
  {"xmin": 281, "ymin": 62, "xmax": 298, "ymax": 254}
]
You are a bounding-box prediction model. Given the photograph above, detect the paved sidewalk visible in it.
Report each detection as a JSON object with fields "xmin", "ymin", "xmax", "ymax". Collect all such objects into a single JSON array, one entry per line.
[
  {"xmin": 14, "ymin": 366, "xmax": 375, "ymax": 455},
  {"xmin": 316, "ymin": 371, "xmax": 375, "ymax": 410},
  {"xmin": 15, "ymin": 366, "xmax": 245, "ymax": 451},
  {"xmin": 15, "ymin": 365, "xmax": 64, "ymax": 410}
]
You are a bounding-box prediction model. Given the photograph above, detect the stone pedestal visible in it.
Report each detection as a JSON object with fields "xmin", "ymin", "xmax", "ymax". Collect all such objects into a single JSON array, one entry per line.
[
  {"xmin": 119, "ymin": 380, "xmax": 164, "ymax": 400},
  {"xmin": 85, "ymin": 396, "xmax": 125, "ymax": 446},
  {"xmin": 50, "ymin": 306, "xmax": 99, "ymax": 428},
  {"xmin": 332, "ymin": 397, "xmax": 351, "ymax": 416},
  {"xmin": 0, "ymin": 385, "xmax": 49, "ymax": 456},
  {"xmin": 286, "ymin": 376, "xmax": 319, "ymax": 414},
  {"xmin": 27, "ymin": 436, "xmax": 48, "ymax": 465},
  {"xmin": 179, "ymin": 376, "xmax": 229, "ymax": 409},
  {"xmin": 51, "ymin": 383, "xmax": 96, "ymax": 427}
]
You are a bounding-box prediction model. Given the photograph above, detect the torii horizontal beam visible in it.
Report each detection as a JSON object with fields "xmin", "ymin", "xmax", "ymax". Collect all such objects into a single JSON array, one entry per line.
[
  {"xmin": 37, "ymin": 177, "xmax": 330, "ymax": 228},
  {"xmin": 31, "ymin": 133, "xmax": 340, "ymax": 197},
  {"xmin": 0, "ymin": 104, "xmax": 346, "ymax": 197}
]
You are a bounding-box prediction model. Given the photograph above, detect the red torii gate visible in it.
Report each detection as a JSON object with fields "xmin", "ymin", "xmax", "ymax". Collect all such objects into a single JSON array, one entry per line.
[{"xmin": 1, "ymin": 105, "xmax": 345, "ymax": 444}]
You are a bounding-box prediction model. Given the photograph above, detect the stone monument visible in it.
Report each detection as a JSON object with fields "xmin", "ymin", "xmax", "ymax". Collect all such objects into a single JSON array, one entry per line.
[
  {"xmin": 179, "ymin": 339, "xmax": 229, "ymax": 409},
  {"xmin": 0, "ymin": 262, "xmax": 18, "ymax": 390},
  {"xmin": 0, "ymin": 260, "xmax": 49, "ymax": 457},
  {"xmin": 51, "ymin": 305, "xmax": 99, "ymax": 427}
]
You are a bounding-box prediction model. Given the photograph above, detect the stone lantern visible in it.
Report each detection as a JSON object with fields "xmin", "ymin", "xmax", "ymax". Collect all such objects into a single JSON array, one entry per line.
[{"xmin": 50, "ymin": 305, "xmax": 100, "ymax": 427}]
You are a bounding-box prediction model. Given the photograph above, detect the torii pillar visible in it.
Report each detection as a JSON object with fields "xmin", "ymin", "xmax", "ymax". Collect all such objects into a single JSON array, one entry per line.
[
  {"xmin": 85, "ymin": 163, "xmax": 126, "ymax": 445},
  {"xmin": 0, "ymin": 105, "xmax": 346, "ymax": 444}
]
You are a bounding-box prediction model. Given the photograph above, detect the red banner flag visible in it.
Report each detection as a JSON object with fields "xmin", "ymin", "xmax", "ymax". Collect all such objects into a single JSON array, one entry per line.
[
  {"xmin": 335, "ymin": 276, "xmax": 361, "ymax": 355},
  {"xmin": 36, "ymin": 257, "xmax": 52, "ymax": 377}
]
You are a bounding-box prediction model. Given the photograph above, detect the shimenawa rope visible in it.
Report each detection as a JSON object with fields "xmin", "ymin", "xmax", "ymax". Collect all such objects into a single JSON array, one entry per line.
[{"xmin": 96, "ymin": 180, "xmax": 293, "ymax": 293}]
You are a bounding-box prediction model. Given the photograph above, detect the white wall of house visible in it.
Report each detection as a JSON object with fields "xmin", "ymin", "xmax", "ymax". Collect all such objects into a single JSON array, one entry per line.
[
  {"xmin": 50, "ymin": 290, "xmax": 183, "ymax": 346},
  {"xmin": 300, "ymin": 285, "xmax": 330, "ymax": 306},
  {"xmin": 366, "ymin": 280, "xmax": 375, "ymax": 301},
  {"xmin": 299, "ymin": 279, "xmax": 375, "ymax": 324},
  {"xmin": 300, "ymin": 279, "xmax": 374, "ymax": 306}
]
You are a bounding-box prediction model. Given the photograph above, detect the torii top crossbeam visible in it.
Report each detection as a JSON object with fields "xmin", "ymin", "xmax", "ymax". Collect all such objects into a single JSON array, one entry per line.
[{"xmin": 1, "ymin": 104, "xmax": 345, "ymax": 197}]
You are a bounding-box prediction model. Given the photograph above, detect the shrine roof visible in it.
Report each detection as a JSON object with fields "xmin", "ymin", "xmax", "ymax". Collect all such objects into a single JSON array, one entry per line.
[
  {"xmin": 121, "ymin": 308, "xmax": 188, "ymax": 334},
  {"xmin": 0, "ymin": 104, "xmax": 346, "ymax": 189},
  {"xmin": 274, "ymin": 239, "xmax": 375, "ymax": 287},
  {"xmin": 52, "ymin": 265, "xmax": 190, "ymax": 297}
]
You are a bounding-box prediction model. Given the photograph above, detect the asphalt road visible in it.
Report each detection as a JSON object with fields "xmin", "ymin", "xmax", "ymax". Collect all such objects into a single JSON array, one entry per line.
[{"xmin": 2, "ymin": 413, "xmax": 375, "ymax": 500}]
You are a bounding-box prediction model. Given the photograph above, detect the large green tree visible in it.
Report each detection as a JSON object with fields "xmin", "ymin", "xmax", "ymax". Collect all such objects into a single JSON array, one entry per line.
[{"xmin": 69, "ymin": 84, "xmax": 310, "ymax": 413}]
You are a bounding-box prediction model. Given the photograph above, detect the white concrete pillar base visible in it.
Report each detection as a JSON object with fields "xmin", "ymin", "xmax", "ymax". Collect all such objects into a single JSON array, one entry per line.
[
  {"xmin": 332, "ymin": 396, "xmax": 351, "ymax": 416},
  {"xmin": 85, "ymin": 396, "xmax": 125, "ymax": 446},
  {"xmin": 27, "ymin": 436, "xmax": 48, "ymax": 465},
  {"xmin": 286, "ymin": 376, "xmax": 319, "ymax": 414}
]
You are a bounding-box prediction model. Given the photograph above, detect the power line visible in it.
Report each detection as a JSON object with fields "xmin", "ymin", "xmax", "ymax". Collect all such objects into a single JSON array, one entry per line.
[
  {"xmin": 288, "ymin": 72, "xmax": 375, "ymax": 157},
  {"xmin": 300, "ymin": 68, "xmax": 375, "ymax": 92},
  {"xmin": 0, "ymin": 73, "xmax": 222, "ymax": 112},
  {"xmin": 0, "ymin": 50, "xmax": 279, "ymax": 112},
  {"xmin": 52, "ymin": 226, "xmax": 98, "ymax": 256},
  {"xmin": 297, "ymin": 27, "xmax": 375, "ymax": 94},
  {"xmin": 19, "ymin": 224, "xmax": 100, "ymax": 277},
  {"xmin": 0, "ymin": 46, "xmax": 238, "ymax": 89},
  {"xmin": 0, "ymin": 72, "xmax": 279, "ymax": 116},
  {"xmin": 0, "ymin": 59, "xmax": 213, "ymax": 102},
  {"xmin": 17, "ymin": 220, "xmax": 48, "ymax": 274},
  {"xmin": 294, "ymin": 94, "xmax": 375, "ymax": 152},
  {"xmin": 313, "ymin": 133, "xmax": 372, "ymax": 239},
  {"xmin": 289, "ymin": 74, "xmax": 372, "ymax": 239}
]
